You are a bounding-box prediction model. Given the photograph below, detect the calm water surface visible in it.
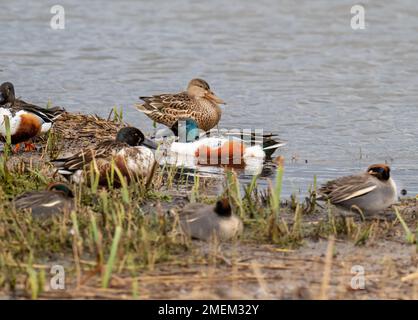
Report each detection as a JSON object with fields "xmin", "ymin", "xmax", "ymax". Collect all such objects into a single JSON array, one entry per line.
[{"xmin": 1, "ymin": 0, "xmax": 417, "ymax": 196}]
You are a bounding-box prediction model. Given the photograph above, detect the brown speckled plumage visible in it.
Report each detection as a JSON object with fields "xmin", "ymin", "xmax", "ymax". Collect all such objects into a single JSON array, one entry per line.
[
  {"xmin": 136, "ymin": 79, "xmax": 225, "ymax": 132},
  {"xmin": 50, "ymin": 112, "xmax": 127, "ymax": 150}
]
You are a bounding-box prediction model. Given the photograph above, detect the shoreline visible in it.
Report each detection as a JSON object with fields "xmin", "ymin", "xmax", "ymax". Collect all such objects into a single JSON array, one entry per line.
[{"xmin": 0, "ymin": 111, "xmax": 417, "ymax": 299}]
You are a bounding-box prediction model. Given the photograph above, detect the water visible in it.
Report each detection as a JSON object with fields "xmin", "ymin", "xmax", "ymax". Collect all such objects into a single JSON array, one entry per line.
[{"xmin": 1, "ymin": 0, "xmax": 417, "ymax": 197}]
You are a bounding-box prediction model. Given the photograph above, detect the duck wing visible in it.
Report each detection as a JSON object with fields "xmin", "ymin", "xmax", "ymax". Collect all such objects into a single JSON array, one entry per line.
[
  {"xmin": 179, "ymin": 204, "xmax": 217, "ymax": 240},
  {"xmin": 14, "ymin": 191, "xmax": 72, "ymax": 217},
  {"xmin": 12, "ymin": 99, "xmax": 65, "ymax": 123},
  {"xmin": 137, "ymin": 92, "xmax": 198, "ymax": 127},
  {"xmin": 319, "ymin": 174, "xmax": 377, "ymax": 203},
  {"xmin": 51, "ymin": 140, "xmax": 125, "ymax": 174},
  {"xmin": 201, "ymin": 130, "xmax": 286, "ymax": 158}
]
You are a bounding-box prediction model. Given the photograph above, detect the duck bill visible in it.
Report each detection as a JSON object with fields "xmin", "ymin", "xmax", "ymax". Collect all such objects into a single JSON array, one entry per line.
[
  {"xmin": 142, "ymin": 137, "xmax": 158, "ymax": 150},
  {"xmin": 205, "ymin": 91, "xmax": 226, "ymax": 105}
]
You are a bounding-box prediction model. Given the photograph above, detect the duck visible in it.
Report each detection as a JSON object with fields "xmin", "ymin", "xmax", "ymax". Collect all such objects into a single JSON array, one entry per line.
[
  {"xmin": 157, "ymin": 118, "xmax": 285, "ymax": 168},
  {"xmin": 179, "ymin": 198, "xmax": 243, "ymax": 241},
  {"xmin": 51, "ymin": 127, "xmax": 157, "ymax": 186},
  {"xmin": 318, "ymin": 164, "xmax": 398, "ymax": 215},
  {"xmin": 13, "ymin": 183, "xmax": 74, "ymax": 218},
  {"xmin": 136, "ymin": 78, "xmax": 225, "ymax": 132},
  {"xmin": 0, "ymin": 82, "xmax": 64, "ymax": 152}
]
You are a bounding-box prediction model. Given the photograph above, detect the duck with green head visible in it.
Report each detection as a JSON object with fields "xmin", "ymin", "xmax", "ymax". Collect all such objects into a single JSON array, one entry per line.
[{"xmin": 51, "ymin": 127, "xmax": 157, "ymax": 186}]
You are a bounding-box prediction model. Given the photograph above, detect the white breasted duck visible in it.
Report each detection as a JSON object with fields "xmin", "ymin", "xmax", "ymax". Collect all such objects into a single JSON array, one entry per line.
[
  {"xmin": 0, "ymin": 82, "xmax": 64, "ymax": 152},
  {"xmin": 157, "ymin": 118, "xmax": 285, "ymax": 168},
  {"xmin": 318, "ymin": 164, "xmax": 398, "ymax": 215},
  {"xmin": 51, "ymin": 127, "xmax": 157, "ymax": 186}
]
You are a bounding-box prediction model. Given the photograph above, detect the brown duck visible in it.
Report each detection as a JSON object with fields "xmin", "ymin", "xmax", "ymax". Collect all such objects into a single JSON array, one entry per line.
[{"xmin": 136, "ymin": 78, "xmax": 226, "ymax": 131}]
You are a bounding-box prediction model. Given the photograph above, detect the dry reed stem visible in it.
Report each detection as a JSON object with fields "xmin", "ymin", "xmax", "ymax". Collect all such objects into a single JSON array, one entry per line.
[{"xmin": 318, "ymin": 236, "xmax": 335, "ymax": 300}]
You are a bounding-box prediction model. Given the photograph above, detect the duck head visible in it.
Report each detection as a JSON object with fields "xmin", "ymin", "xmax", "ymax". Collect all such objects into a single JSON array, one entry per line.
[
  {"xmin": 187, "ymin": 78, "xmax": 225, "ymax": 105},
  {"xmin": 367, "ymin": 164, "xmax": 391, "ymax": 181},
  {"xmin": 47, "ymin": 182, "xmax": 74, "ymax": 198},
  {"xmin": 171, "ymin": 118, "xmax": 200, "ymax": 142},
  {"xmin": 0, "ymin": 82, "xmax": 15, "ymax": 105},
  {"xmin": 214, "ymin": 198, "xmax": 232, "ymax": 217},
  {"xmin": 116, "ymin": 127, "xmax": 157, "ymax": 150}
]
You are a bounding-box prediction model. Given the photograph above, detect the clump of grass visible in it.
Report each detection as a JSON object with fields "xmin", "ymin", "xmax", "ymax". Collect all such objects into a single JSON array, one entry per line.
[
  {"xmin": 109, "ymin": 106, "xmax": 124, "ymax": 123},
  {"xmin": 0, "ymin": 139, "xmax": 192, "ymax": 297},
  {"xmin": 225, "ymin": 170, "xmax": 244, "ymax": 217},
  {"xmin": 42, "ymin": 129, "xmax": 63, "ymax": 160},
  {"xmin": 269, "ymin": 164, "xmax": 284, "ymax": 222},
  {"xmin": 303, "ymin": 175, "xmax": 317, "ymax": 214},
  {"xmin": 102, "ymin": 226, "xmax": 122, "ymax": 288},
  {"xmin": 394, "ymin": 207, "xmax": 416, "ymax": 244}
]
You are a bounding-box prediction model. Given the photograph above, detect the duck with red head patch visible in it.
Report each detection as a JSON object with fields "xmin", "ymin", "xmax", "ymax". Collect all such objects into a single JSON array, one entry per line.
[
  {"xmin": 318, "ymin": 164, "xmax": 397, "ymax": 215},
  {"xmin": 0, "ymin": 82, "xmax": 65, "ymax": 152},
  {"xmin": 179, "ymin": 198, "xmax": 243, "ymax": 241}
]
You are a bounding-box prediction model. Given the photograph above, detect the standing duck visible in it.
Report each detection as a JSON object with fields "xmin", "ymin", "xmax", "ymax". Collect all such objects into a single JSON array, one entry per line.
[
  {"xmin": 14, "ymin": 183, "xmax": 74, "ymax": 218},
  {"xmin": 318, "ymin": 164, "xmax": 397, "ymax": 215},
  {"xmin": 136, "ymin": 78, "xmax": 225, "ymax": 131},
  {"xmin": 179, "ymin": 198, "xmax": 243, "ymax": 241},
  {"xmin": 0, "ymin": 82, "xmax": 64, "ymax": 151},
  {"xmin": 51, "ymin": 127, "xmax": 157, "ymax": 186}
]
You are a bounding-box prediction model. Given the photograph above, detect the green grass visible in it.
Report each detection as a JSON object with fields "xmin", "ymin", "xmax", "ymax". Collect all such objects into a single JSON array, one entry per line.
[
  {"xmin": 394, "ymin": 206, "xmax": 416, "ymax": 244},
  {"xmin": 0, "ymin": 119, "xmax": 416, "ymax": 299}
]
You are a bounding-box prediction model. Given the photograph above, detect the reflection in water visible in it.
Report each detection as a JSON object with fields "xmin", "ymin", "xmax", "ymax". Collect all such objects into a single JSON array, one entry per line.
[{"xmin": 1, "ymin": 0, "xmax": 417, "ymax": 196}]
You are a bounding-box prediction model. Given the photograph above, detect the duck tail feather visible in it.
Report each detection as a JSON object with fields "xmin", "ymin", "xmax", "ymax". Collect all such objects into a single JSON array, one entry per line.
[{"xmin": 262, "ymin": 139, "xmax": 286, "ymax": 158}]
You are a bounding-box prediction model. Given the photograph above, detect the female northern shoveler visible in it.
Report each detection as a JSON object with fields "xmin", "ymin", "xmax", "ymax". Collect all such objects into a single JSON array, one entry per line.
[
  {"xmin": 158, "ymin": 118, "xmax": 285, "ymax": 167},
  {"xmin": 14, "ymin": 183, "xmax": 75, "ymax": 218},
  {"xmin": 136, "ymin": 78, "xmax": 225, "ymax": 132},
  {"xmin": 179, "ymin": 198, "xmax": 243, "ymax": 241},
  {"xmin": 318, "ymin": 164, "xmax": 398, "ymax": 215},
  {"xmin": 51, "ymin": 127, "xmax": 157, "ymax": 186},
  {"xmin": 0, "ymin": 82, "xmax": 64, "ymax": 152}
]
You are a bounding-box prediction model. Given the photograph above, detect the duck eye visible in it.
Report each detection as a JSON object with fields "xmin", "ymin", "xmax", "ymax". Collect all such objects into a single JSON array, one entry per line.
[{"xmin": 374, "ymin": 167, "xmax": 384, "ymax": 174}]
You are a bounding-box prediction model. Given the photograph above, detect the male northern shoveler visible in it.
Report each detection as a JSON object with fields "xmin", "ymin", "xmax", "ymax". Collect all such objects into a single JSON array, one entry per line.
[
  {"xmin": 51, "ymin": 127, "xmax": 157, "ymax": 186},
  {"xmin": 158, "ymin": 118, "xmax": 285, "ymax": 167},
  {"xmin": 14, "ymin": 183, "xmax": 75, "ymax": 218},
  {"xmin": 179, "ymin": 198, "xmax": 243, "ymax": 241},
  {"xmin": 136, "ymin": 78, "xmax": 225, "ymax": 132},
  {"xmin": 318, "ymin": 164, "xmax": 397, "ymax": 215},
  {"xmin": 0, "ymin": 82, "xmax": 64, "ymax": 151}
]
